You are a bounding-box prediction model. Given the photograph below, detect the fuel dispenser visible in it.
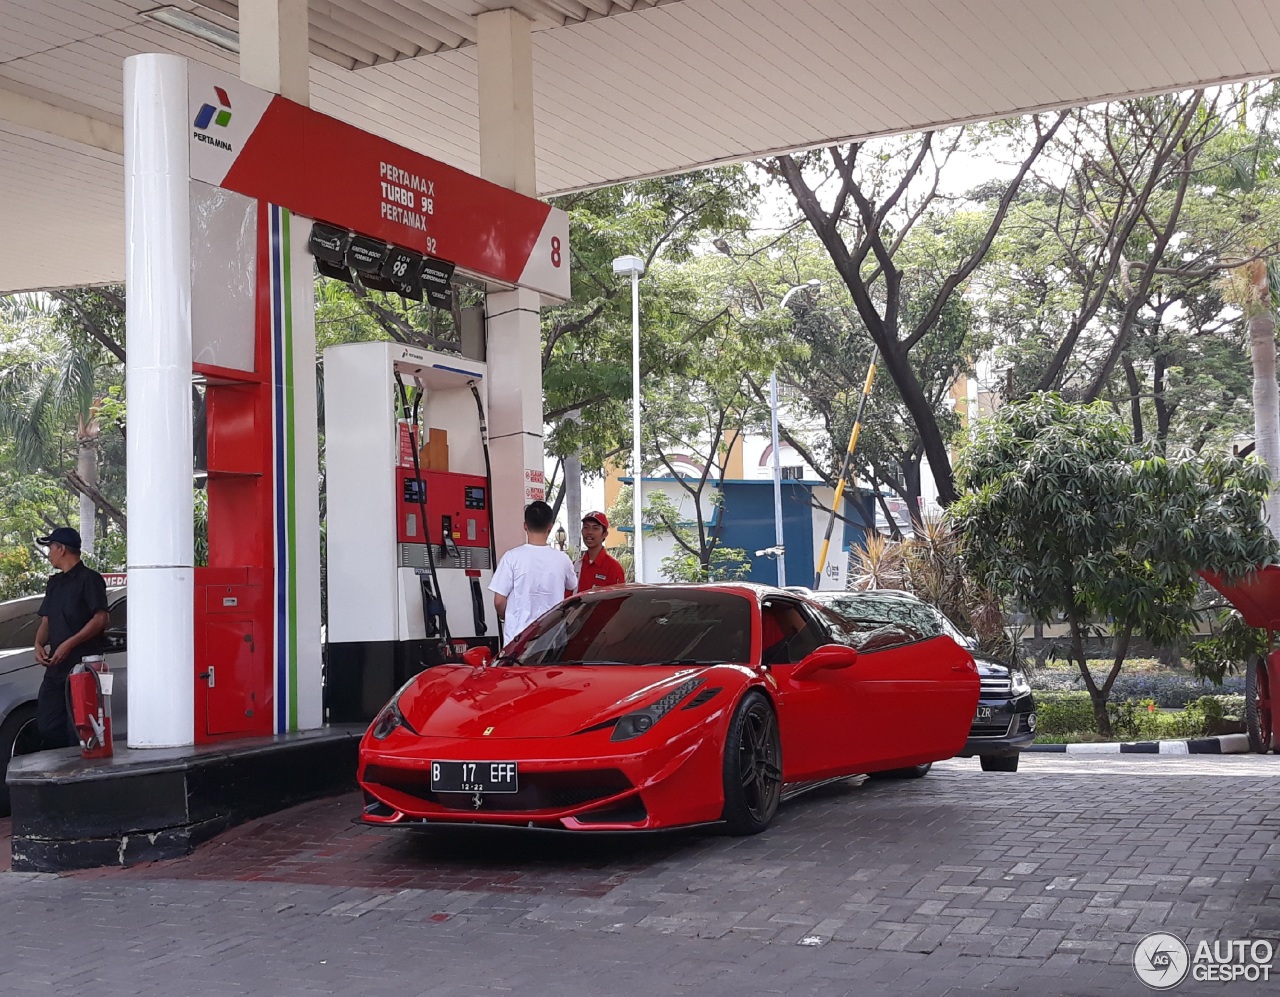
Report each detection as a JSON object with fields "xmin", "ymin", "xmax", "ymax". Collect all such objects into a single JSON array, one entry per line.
[{"xmin": 324, "ymin": 343, "xmax": 499, "ymax": 722}]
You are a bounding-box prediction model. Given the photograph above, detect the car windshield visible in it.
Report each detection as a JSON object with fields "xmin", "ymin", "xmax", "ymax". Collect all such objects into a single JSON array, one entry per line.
[
  {"xmin": 814, "ymin": 594, "xmax": 949, "ymax": 644},
  {"xmin": 0, "ymin": 597, "xmax": 43, "ymax": 650},
  {"xmin": 502, "ymin": 589, "xmax": 753, "ymax": 666}
]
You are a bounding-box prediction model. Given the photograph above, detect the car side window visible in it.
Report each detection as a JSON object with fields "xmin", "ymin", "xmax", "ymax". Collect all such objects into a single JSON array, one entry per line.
[
  {"xmin": 0, "ymin": 612, "xmax": 41, "ymax": 650},
  {"xmin": 813, "ymin": 601, "xmax": 921, "ymax": 655},
  {"xmin": 102, "ymin": 597, "xmax": 127, "ymax": 652},
  {"xmin": 761, "ymin": 599, "xmax": 826, "ymax": 666}
]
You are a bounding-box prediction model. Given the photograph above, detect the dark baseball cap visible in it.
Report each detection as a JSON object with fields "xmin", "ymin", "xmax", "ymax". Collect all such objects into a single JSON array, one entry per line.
[{"xmin": 38, "ymin": 527, "xmax": 82, "ymax": 552}]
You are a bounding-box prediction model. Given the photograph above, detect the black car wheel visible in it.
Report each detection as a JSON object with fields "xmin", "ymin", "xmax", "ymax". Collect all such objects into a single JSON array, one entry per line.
[
  {"xmin": 722, "ymin": 691, "xmax": 782, "ymax": 835},
  {"xmin": 0, "ymin": 703, "xmax": 40, "ymax": 816},
  {"xmin": 980, "ymin": 754, "xmax": 1019, "ymax": 772},
  {"xmin": 870, "ymin": 762, "xmax": 932, "ymax": 780}
]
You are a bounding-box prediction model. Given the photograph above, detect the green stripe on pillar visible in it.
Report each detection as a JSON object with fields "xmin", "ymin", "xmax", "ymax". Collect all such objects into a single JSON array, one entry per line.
[{"xmin": 282, "ymin": 208, "xmax": 299, "ymax": 731}]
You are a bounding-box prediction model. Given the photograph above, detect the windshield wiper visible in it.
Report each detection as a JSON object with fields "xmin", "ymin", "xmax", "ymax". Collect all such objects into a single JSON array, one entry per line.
[
  {"xmin": 545, "ymin": 659, "xmax": 634, "ymax": 666},
  {"xmin": 667, "ymin": 659, "xmax": 734, "ymax": 666}
]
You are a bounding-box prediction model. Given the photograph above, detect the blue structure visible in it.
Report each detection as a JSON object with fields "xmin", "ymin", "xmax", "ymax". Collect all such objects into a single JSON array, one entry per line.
[
  {"xmin": 622, "ymin": 477, "xmax": 874, "ymax": 586},
  {"xmin": 716, "ymin": 480, "xmax": 875, "ymax": 586}
]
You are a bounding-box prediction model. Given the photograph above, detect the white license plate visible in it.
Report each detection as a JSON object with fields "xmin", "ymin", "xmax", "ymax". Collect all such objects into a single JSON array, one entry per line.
[{"xmin": 430, "ymin": 760, "xmax": 519, "ymax": 793}]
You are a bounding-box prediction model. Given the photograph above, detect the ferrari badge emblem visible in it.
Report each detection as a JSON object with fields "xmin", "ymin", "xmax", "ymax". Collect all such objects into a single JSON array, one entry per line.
[
  {"xmin": 484, "ymin": 726, "xmax": 495, "ymax": 736},
  {"xmin": 472, "ymin": 792, "xmax": 483, "ymax": 810}
]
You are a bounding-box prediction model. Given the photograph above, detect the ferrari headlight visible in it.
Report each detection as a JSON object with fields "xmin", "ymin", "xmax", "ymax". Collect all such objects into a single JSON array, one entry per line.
[
  {"xmin": 611, "ymin": 678, "xmax": 705, "ymax": 742},
  {"xmin": 370, "ymin": 677, "xmax": 421, "ymax": 740},
  {"xmin": 1010, "ymin": 670, "xmax": 1031, "ymax": 697},
  {"xmin": 371, "ymin": 700, "xmax": 406, "ymax": 740}
]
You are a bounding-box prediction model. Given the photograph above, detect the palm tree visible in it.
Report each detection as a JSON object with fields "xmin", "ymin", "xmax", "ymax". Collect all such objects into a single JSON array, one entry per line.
[
  {"xmin": 1245, "ymin": 260, "xmax": 1279, "ymax": 536},
  {"xmin": 0, "ymin": 293, "xmax": 122, "ymax": 556},
  {"xmin": 1209, "ymin": 90, "xmax": 1280, "ymax": 537}
]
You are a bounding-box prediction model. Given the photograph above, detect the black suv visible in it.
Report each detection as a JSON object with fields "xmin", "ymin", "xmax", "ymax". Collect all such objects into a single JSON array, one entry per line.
[{"xmin": 807, "ymin": 589, "xmax": 1036, "ymax": 772}]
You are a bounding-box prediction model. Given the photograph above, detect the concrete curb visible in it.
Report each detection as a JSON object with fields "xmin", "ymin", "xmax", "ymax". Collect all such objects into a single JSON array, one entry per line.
[{"xmin": 1025, "ymin": 733, "xmax": 1252, "ymax": 755}]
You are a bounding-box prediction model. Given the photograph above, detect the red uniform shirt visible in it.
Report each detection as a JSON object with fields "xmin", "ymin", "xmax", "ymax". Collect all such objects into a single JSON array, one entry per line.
[{"xmin": 575, "ymin": 548, "xmax": 626, "ymax": 593}]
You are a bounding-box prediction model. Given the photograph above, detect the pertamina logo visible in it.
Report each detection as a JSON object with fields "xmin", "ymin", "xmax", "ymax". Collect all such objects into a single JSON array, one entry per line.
[{"xmin": 193, "ymin": 87, "xmax": 234, "ymax": 152}]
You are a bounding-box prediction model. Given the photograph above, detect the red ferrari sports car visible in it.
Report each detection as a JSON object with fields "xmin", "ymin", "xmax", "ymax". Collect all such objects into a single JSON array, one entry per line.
[{"xmin": 358, "ymin": 584, "xmax": 979, "ymax": 835}]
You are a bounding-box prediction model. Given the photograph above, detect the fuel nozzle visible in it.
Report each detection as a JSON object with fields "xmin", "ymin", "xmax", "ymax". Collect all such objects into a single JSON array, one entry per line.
[{"xmin": 440, "ymin": 515, "xmax": 461, "ymax": 560}]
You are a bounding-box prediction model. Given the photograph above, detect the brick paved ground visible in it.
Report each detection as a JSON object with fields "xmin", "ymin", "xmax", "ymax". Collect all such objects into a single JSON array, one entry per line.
[{"xmin": 1, "ymin": 754, "xmax": 1277, "ymax": 996}]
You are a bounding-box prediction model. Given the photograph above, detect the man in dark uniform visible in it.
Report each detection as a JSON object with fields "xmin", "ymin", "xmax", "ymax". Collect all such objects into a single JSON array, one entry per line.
[{"xmin": 32, "ymin": 527, "xmax": 108, "ymax": 749}]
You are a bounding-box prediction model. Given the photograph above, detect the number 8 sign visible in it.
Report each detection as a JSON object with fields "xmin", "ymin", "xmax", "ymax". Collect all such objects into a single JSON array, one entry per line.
[{"xmin": 515, "ymin": 213, "xmax": 571, "ymax": 301}]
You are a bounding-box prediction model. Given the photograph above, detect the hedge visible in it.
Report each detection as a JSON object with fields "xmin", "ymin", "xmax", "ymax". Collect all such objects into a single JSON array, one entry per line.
[
  {"xmin": 1034, "ymin": 692, "xmax": 1242, "ymax": 741},
  {"xmin": 1030, "ymin": 670, "xmax": 1247, "ymax": 707}
]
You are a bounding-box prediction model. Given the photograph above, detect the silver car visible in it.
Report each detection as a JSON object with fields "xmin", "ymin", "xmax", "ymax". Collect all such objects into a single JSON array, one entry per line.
[{"xmin": 0, "ymin": 587, "xmax": 128, "ymax": 815}]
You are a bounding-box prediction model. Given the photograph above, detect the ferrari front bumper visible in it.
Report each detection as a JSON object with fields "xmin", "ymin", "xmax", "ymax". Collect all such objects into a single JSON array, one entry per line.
[{"xmin": 358, "ymin": 718, "xmax": 727, "ymax": 831}]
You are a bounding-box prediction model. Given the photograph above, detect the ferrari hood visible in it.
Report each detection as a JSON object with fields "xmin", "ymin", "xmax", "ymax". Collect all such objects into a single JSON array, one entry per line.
[{"xmin": 397, "ymin": 663, "xmax": 715, "ymax": 739}]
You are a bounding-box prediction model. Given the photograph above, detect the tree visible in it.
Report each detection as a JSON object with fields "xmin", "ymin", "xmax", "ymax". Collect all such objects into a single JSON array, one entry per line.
[
  {"xmin": 977, "ymin": 86, "xmax": 1280, "ymax": 440},
  {"xmin": 1206, "ymin": 91, "xmax": 1280, "ymax": 535},
  {"xmin": 635, "ymin": 252, "xmax": 787, "ymax": 578},
  {"xmin": 542, "ymin": 169, "xmax": 759, "ymax": 474},
  {"xmin": 705, "ymin": 226, "xmax": 967, "ymax": 525},
  {"xmin": 1221, "ymin": 259, "xmax": 1280, "ymax": 532},
  {"xmin": 1026, "ymin": 93, "xmax": 1215, "ymax": 400},
  {"xmin": 769, "ymin": 115, "xmax": 1067, "ymax": 505},
  {"xmin": 952, "ymin": 393, "xmax": 1276, "ymax": 736},
  {"xmin": 0, "ymin": 290, "xmax": 126, "ymax": 564}
]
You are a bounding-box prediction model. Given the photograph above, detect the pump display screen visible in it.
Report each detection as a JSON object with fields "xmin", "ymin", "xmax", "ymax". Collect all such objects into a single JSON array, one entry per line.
[
  {"xmin": 403, "ymin": 477, "xmax": 426, "ymax": 504},
  {"xmin": 464, "ymin": 486, "xmax": 486, "ymax": 510}
]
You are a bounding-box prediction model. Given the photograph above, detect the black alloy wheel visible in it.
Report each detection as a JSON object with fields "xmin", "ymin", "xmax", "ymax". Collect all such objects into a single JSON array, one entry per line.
[{"xmin": 722, "ymin": 691, "xmax": 782, "ymax": 835}]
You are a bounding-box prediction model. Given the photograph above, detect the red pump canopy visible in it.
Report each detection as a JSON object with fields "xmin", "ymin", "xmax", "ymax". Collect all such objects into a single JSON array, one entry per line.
[{"xmin": 1200, "ymin": 566, "xmax": 1280, "ymax": 631}]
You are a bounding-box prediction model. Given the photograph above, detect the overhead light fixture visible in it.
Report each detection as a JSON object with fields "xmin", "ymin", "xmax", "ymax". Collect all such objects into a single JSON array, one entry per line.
[{"xmin": 142, "ymin": 6, "xmax": 240, "ymax": 54}]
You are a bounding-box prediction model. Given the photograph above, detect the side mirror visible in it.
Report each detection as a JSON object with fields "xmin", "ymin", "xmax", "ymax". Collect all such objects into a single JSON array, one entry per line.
[
  {"xmin": 462, "ymin": 646, "xmax": 493, "ymax": 668},
  {"xmin": 791, "ymin": 643, "xmax": 858, "ymax": 680}
]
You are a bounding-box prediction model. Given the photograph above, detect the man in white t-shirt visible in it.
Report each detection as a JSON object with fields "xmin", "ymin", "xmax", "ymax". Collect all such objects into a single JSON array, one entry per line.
[{"xmin": 490, "ymin": 500, "xmax": 578, "ymax": 645}]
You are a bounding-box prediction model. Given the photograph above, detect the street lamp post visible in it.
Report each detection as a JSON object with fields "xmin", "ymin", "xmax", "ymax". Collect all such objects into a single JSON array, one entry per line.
[
  {"xmin": 613, "ymin": 254, "xmax": 646, "ymax": 582},
  {"xmin": 768, "ymin": 370, "xmax": 787, "ymax": 587},
  {"xmin": 770, "ymin": 279, "xmax": 822, "ymax": 588}
]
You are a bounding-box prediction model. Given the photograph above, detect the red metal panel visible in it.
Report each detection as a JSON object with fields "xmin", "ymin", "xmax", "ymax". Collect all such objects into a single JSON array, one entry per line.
[
  {"xmin": 217, "ymin": 97, "xmax": 561, "ymax": 292},
  {"xmin": 191, "ymin": 207, "xmax": 277, "ymax": 743},
  {"xmin": 395, "ymin": 467, "xmax": 491, "ymax": 550},
  {"xmin": 1201, "ymin": 567, "xmax": 1280, "ymax": 631},
  {"xmin": 203, "ymin": 618, "xmax": 261, "ymax": 736}
]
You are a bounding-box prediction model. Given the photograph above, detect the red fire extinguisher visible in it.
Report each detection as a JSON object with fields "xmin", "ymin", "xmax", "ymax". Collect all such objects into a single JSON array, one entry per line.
[{"xmin": 67, "ymin": 657, "xmax": 113, "ymax": 758}]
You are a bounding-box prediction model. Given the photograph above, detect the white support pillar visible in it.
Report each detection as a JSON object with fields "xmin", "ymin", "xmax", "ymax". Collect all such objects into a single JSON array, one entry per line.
[
  {"xmin": 486, "ymin": 289, "xmax": 546, "ymax": 557},
  {"xmin": 477, "ymin": 9, "xmax": 544, "ymax": 559},
  {"xmin": 477, "ymin": 8, "xmax": 537, "ymax": 196},
  {"xmin": 124, "ymin": 54, "xmax": 195, "ymax": 747},
  {"xmin": 239, "ymin": 0, "xmax": 310, "ymax": 105}
]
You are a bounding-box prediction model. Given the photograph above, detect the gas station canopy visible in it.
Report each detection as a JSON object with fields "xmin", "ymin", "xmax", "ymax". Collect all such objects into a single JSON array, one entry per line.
[{"xmin": 5, "ymin": 0, "xmax": 1280, "ymax": 293}]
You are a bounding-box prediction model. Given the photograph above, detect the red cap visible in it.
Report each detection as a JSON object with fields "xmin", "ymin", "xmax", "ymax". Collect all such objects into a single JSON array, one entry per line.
[{"xmin": 582, "ymin": 511, "xmax": 609, "ymax": 531}]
